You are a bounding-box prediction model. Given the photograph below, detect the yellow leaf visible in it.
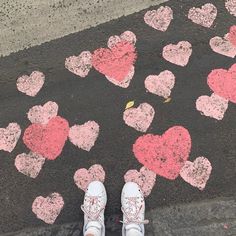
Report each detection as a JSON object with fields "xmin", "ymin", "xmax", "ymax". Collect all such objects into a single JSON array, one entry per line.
[
  {"xmin": 125, "ymin": 101, "xmax": 135, "ymax": 109},
  {"xmin": 163, "ymin": 97, "xmax": 172, "ymax": 103}
]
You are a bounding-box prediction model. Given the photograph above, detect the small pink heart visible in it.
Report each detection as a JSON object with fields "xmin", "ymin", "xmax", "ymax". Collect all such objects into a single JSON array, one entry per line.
[
  {"xmin": 32, "ymin": 193, "xmax": 64, "ymax": 224},
  {"xmin": 196, "ymin": 93, "xmax": 228, "ymax": 120},
  {"xmin": 16, "ymin": 71, "xmax": 45, "ymax": 97},
  {"xmin": 210, "ymin": 33, "xmax": 236, "ymax": 58},
  {"xmin": 124, "ymin": 166, "xmax": 156, "ymax": 197},
  {"xmin": 180, "ymin": 156, "xmax": 212, "ymax": 190},
  {"xmin": 229, "ymin": 25, "xmax": 236, "ymax": 46},
  {"xmin": 74, "ymin": 164, "xmax": 105, "ymax": 192},
  {"xmin": 225, "ymin": 0, "xmax": 236, "ymax": 16},
  {"xmin": 188, "ymin": 3, "xmax": 217, "ymax": 28},
  {"xmin": 107, "ymin": 31, "xmax": 137, "ymax": 48},
  {"xmin": 27, "ymin": 101, "xmax": 58, "ymax": 125},
  {"xmin": 15, "ymin": 152, "xmax": 45, "ymax": 178},
  {"xmin": 144, "ymin": 6, "xmax": 173, "ymax": 32},
  {"xmin": 69, "ymin": 121, "xmax": 99, "ymax": 151},
  {"xmin": 162, "ymin": 41, "xmax": 192, "ymax": 66},
  {"xmin": 123, "ymin": 103, "xmax": 155, "ymax": 132},
  {"xmin": 0, "ymin": 123, "xmax": 21, "ymax": 152},
  {"xmin": 145, "ymin": 70, "xmax": 175, "ymax": 99},
  {"xmin": 65, "ymin": 51, "xmax": 92, "ymax": 77}
]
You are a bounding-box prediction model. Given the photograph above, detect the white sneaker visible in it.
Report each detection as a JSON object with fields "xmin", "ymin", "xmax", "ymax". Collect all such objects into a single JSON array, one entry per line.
[
  {"xmin": 81, "ymin": 181, "xmax": 107, "ymax": 236},
  {"xmin": 121, "ymin": 182, "xmax": 149, "ymax": 236}
]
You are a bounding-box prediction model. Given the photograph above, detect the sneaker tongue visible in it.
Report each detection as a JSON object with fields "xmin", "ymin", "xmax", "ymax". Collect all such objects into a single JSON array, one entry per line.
[
  {"xmin": 86, "ymin": 221, "xmax": 102, "ymax": 230},
  {"xmin": 125, "ymin": 223, "xmax": 142, "ymax": 232}
]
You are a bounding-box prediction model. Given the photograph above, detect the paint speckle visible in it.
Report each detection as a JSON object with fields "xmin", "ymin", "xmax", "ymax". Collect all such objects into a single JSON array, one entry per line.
[
  {"xmin": 123, "ymin": 103, "xmax": 155, "ymax": 132},
  {"xmin": 133, "ymin": 126, "xmax": 191, "ymax": 180},
  {"xmin": 32, "ymin": 193, "xmax": 64, "ymax": 224},
  {"xmin": 180, "ymin": 156, "xmax": 212, "ymax": 190},
  {"xmin": 74, "ymin": 164, "xmax": 105, "ymax": 192},
  {"xmin": 225, "ymin": 0, "xmax": 236, "ymax": 16}
]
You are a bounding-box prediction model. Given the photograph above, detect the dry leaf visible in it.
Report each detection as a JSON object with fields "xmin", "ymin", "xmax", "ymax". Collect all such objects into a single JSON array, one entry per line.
[
  {"xmin": 164, "ymin": 97, "xmax": 172, "ymax": 103},
  {"xmin": 125, "ymin": 101, "xmax": 135, "ymax": 109}
]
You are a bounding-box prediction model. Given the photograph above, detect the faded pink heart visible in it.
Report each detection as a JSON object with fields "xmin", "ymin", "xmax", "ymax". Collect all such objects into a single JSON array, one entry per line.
[
  {"xmin": 229, "ymin": 25, "xmax": 236, "ymax": 46},
  {"xmin": 145, "ymin": 70, "xmax": 175, "ymax": 99},
  {"xmin": 65, "ymin": 51, "xmax": 92, "ymax": 77},
  {"xmin": 162, "ymin": 41, "xmax": 192, "ymax": 66},
  {"xmin": 107, "ymin": 31, "xmax": 136, "ymax": 48},
  {"xmin": 188, "ymin": 3, "xmax": 217, "ymax": 28},
  {"xmin": 15, "ymin": 152, "xmax": 45, "ymax": 178},
  {"xmin": 124, "ymin": 166, "xmax": 156, "ymax": 197},
  {"xmin": 225, "ymin": 0, "xmax": 236, "ymax": 16},
  {"xmin": 16, "ymin": 71, "xmax": 45, "ymax": 97},
  {"xmin": 123, "ymin": 103, "xmax": 155, "ymax": 133},
  {"xmin": 0, "ymin": 123, "xmax": 21, "ymax": 152},
  {"xmin": 27, "ymin": 101, "xmax": 58, "ymax": 125},
  {"xmin": 74, "ymin": 164, "xmax": 105, "ymax": 192},
  {"xmin": 32, "ymin": 193, "xmax": 64, "ymax": 224},
  {"xmin": 69, "ymin": 121, "xmax": 99, "ymax": 151},
  {"xmin": 196, "ymin": 93, "xmax": 228, "ymax": 120},
  {"xmin": 180, "ymin": 156, "xmax": 212, "ymax": 190},
  {"xmin": 210, "ymin": 33, "xmax": 236, "ymax": 58},
  {"xmin": 144, "ymin": 6, "xmax": 173, "ymax": 32}
]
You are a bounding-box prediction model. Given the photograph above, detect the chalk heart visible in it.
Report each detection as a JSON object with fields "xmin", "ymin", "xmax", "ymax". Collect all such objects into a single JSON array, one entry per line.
[
  {"xmin": 23, "ymin": 116, "xmax": 69, "ymax": 160},
  {"xmin": 180, "ymin": 156, "xmax": 212, "ymax": 190},
  {"xmin": 145, "ymin": 70, "xmax": 175, "ymax": 99},
  {"xmin": 15, "ymin": 152, "xmax": 45, "ymax": 178},
  {"xmin": 65, "ymin": 51, "xmax": 92, "ymax": 77},
  {"xmin": 69, "ymin": 121, "xmax": 99, "ymax": 151},
  {"xmin": 229, "ymin": 25, "xmax": 236, "ymax": 46},
  {"xmin": 0, "ymin": 123, "xmax": 21, "ymax": 152},
  {"xmin": 162, "ymin": 41, "xmax": 192, "ymax": 66},
  {"xmin": 123, "ymin": 103, "xmax": 155, "ymax": 133},
  {"xmin": 124, "ymin": 166, "xmax": 156, "ymax": 197},
  {"xmin": 107, "ymin": 31, "xmax": 136, "ymax": 48},
  {"xmin": 92, "ymin": 41, "xmax": 137, "ymax": 82},
  {"xmin": 188, "ymin": 3, "xmax": 217, "ymax": 28},
  {"xmin": 16, "ymin": 71, "xmax": 45, "ymax": 97},
  {"xmin": 207, "ymin": 63, "xmax": 236, "ymax": 103},
  {"xmin": 196, "ymin": 93, "xmax": 228, "ymax": 120},
  {"xmin": 133, "ymin": 126, "xmax": 191, "ymax": 180},
  {"xmin": 210, "ymin": 33, "xmax": 236, "ymax": 58},
  {"xmin": 225, "ymin": 0, "xmax": 236, "ymax": 16},
  {"xmin": 27, "ymin": 101, "xmax": 58, "ymax": 125},
  {"xmin": 144, "ymin": 6, "xmax": 173, "ymax": 32},
  {"xmin": 74, "ymin": 164, "xmax": 105, "ymax": 192},
  {"xmin": 32, "ymin": 193, "xmax": 64, "ymax": 224}
]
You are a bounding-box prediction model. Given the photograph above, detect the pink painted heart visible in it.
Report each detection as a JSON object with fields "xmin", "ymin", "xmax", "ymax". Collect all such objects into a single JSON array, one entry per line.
[
  {"xmin": 180, "ymin": 156, "xmax": 212, "ymax": 190},
  {"xmin": 107, "ymin": 31, "xmax": 136, "ymax": 48},
  {"xmin": 65, "ymin": 51, "xmax": 92, "ymax": 77},
  {"xmin": 229, "ymin": 25, "xmax": 236, "ymax": 46},
  {"xmin": 196, "ymin": 93, "xmax": 228, "ymax": 120},
  {"xmin": 144, "ymin": 6, "xmax": 173, "ymax": 32},
  {"xmin": 16, "ymin": 71, "xmax": 45, "ymax": 97},
  {"xmin": 133, "ymin": 126, "xmax": 191, "ymax": 180},
  {"xmin": 27, "ymin": 101, "xmax": 58, "ymax": 125},
  {"xmin": 32, "ymin": 193, "xmax": 64, "ymax": 224},
  {"xmin": 15, "ymin": 152, "xmax": 45, "ymax": 178},
  {"xmin": 162, "ymin": 41, "xmax": 192, "ymax": 66},
  {"xmin": 145, "ymin": 70, "xmax": 175, "ymax": 99},
  {"xmin": 188, "ymin": 3, "xmax": 217, "ymax": 28},
  {"xmin": 0, "ymin": 123, "xmax": 21, "ymax": 152},
  {"xmin": 74, "ymin": 164, "xmax": 105, "ymax": 192},
  {"xmin": 23, "ymin": 116, "xmax": 69, "ymax": 160},
  {"xmin": 124, "ymin": 166, "xmax": 156, "ymax": 197},
  {"xmin": 123, "ymin": 103, "xmax": 155, "ymax": 132},
  {"xmin": 225, "ymin": 0, "xmax": 236, "ymax": 16},
  {"xmin": 207, "ymin": 63, "xmax": 236, "ymax": 103},
  {"xmin": 92, "ymin": 41, "xmax": 137, "ymax": 82},
  {"xmin": 69, "ymin": 121, "xmax": 99, "ymax": 151}
]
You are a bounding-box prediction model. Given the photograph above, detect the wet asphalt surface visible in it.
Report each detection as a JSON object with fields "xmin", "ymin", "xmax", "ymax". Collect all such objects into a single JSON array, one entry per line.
[{"xmin": 0, "ymin": 0, "xmax": 236, "ymax": 234}]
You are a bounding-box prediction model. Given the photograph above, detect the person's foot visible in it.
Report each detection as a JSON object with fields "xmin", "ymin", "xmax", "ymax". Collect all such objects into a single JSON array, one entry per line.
[
  {"xmin": 81, "ymin": 181, "xmax": 107, "ymax": 236},
  {"xmin": 121, "ymin": 182, "xmax": 149, "ymax": 236}
]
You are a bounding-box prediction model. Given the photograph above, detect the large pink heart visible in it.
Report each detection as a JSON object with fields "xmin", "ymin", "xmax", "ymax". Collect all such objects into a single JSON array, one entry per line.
[
  {"xmin": 162, "ymin": 41, "xmax": 192, "ymax": 66},
  {"xmin": 124, "ymin": 166, "xmax": 156, "ymax": 197},
  {"xmin": 207, "ymin": 63, "xmax": 236, "ymax": 103},
  {"xmin": 23, "ymin": 116, "xmax": 69, "ymax": 160},
  {"xmin": 32, "ymin": 193, "xmax": 64, "ymax": 224},
  {"xmin": 144, "ymin": 6, "xmax": 173, "ymax": 32},
  {"xmin": 188, "ymin": 3, "xmax": 217, "ymax": 28},
  {"xmin": 133, "ymin": 126, "xmax": 191, "ymax": 180},
  {"xmin": 225, "ymin": 0, "xmax": 236, "ymax": 16},
  {"xmin": 92, "ymin": 41, "xmax": 137, "ymax": 82},
  {"xmin": 74, "ymin": 164, "xmax": 105, "ymax": 192}
]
